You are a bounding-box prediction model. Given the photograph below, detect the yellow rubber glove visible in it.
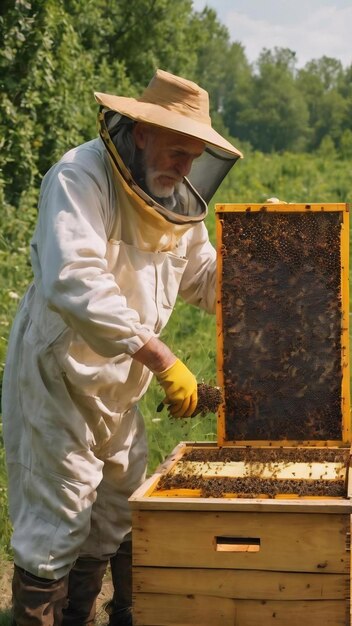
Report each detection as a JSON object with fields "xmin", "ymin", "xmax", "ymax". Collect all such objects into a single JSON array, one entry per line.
[{"xmin": 156, "ymin": 358, "xmax": 198, "ymax": 418}]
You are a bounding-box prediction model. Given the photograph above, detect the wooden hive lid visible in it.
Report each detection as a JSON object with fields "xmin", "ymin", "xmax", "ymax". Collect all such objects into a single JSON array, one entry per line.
[{"xmin": 215, "ymin": 202, "xmax": 350, "ymax": 447}]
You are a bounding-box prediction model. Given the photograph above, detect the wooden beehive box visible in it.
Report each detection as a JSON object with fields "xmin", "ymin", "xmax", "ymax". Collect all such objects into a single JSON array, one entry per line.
[{"xmin": 130, "ymin": 202, "xmax": 351, "ymax": 626}]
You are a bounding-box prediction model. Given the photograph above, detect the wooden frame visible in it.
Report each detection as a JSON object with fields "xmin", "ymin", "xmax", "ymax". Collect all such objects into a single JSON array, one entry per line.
[{"xmin": 130, "ymin": 442, "xmax": 352, "ymax": 626}]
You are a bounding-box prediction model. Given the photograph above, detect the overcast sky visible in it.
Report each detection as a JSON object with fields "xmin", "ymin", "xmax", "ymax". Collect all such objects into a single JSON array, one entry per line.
[{"xmin": 192, "ymin": 0, "xmax": 352, "ymax": 68}]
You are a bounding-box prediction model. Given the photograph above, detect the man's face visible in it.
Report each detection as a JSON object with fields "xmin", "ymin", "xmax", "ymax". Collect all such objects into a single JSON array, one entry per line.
[{"xmin": 133, "ymin": 123, "xmax": 205, "ymax": 198}]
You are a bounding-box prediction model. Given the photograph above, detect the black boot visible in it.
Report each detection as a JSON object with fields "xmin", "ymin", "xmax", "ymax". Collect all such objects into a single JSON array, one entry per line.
[
  {"xmin": 12, "ymin": 564, "xmax": 68, "ymax": 626},
  {"xmin": 61, "ymin": 557, "xmax": 108, "ymax": 625},
  {"xmin": 105, "ymin": 541, "xmax": 133, "ymax": 626}
]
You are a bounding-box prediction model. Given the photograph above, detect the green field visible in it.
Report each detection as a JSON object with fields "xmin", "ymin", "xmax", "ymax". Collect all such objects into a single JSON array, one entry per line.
[{"xmin": 0, "ymin": 148, "xmax": 351, "ymax": 567}]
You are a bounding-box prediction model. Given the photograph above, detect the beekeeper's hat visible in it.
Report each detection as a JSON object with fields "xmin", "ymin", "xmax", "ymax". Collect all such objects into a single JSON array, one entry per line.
[{"xmin": 94, "ymin": 69, "xmax": 242, "ymax": 158}]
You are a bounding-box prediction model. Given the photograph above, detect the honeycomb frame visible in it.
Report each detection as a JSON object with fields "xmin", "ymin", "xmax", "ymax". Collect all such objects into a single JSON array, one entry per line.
[{"xmin": 215, "ymin": 202, "xmax": 350, "ymax": 447}]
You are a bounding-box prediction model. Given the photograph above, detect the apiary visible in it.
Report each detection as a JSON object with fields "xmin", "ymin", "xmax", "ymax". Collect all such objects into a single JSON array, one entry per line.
[{"xmin": 130, "ymin": 202, "xmax": 351, "ymax": 626}]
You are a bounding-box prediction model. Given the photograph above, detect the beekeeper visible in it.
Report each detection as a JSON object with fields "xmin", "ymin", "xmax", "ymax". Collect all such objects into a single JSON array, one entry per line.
[{"xmin": 2, "ymin": 69, "xmax": 242, "ymax": 626}]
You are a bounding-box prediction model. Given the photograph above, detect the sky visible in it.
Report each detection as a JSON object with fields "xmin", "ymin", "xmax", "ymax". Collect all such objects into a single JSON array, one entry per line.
[{"xmin": 192, "ymin": 0, "xmax": 352, "ymax": 68}]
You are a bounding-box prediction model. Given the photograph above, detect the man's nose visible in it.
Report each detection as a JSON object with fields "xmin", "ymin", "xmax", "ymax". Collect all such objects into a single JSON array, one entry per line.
[{"xmin": 176, "ymin": 155, "xmax": 193, "ymax": 177}]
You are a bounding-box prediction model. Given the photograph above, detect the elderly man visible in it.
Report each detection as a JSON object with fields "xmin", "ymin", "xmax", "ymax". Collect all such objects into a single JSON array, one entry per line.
[{"xmin": 2, "ymin": 69, "xmax": 242, "ymax": 625}]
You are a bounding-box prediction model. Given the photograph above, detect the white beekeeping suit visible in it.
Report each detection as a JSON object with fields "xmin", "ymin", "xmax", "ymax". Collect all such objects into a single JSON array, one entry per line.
[{"xmin": 2, "ymin": 69, "xmax": 242, "ymax": 626}]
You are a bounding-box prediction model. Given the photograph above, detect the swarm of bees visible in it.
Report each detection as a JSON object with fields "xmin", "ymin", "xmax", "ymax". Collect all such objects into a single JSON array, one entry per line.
[
  {"xmin": 191, "ymin": 383, "xmax": 223, "ymax": 417},
  {"xmin": 157, "ymin": 473, "xmax": 346, "ymax": 498},
  {"xmin": 157, "ymin": 383, "xmax": 223, "ymax": 418}
]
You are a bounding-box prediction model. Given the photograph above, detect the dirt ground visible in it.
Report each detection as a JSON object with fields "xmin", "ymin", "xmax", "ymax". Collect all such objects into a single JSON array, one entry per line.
[{"xmin": 0, "ymin": 560, "xmax": 114, "ymax": 625}]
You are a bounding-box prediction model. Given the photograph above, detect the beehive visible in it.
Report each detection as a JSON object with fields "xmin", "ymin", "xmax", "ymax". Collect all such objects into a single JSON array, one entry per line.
[{"xmin": 130, "ymin": 202, "xmax": 351, "ymax": 626}]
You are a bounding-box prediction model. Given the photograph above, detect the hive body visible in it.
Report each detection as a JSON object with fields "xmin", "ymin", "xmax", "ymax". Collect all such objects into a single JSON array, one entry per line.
[{"xmin": 130, "ymin": 203, "xmax": 351, "ymax": 625}]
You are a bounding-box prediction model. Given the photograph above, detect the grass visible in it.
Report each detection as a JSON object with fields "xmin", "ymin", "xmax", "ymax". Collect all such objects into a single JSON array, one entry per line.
[
  {"xmin": 0, "ymin": 611, "xmax": 12, "ymax": 626},
  {"xmin": 141, "ymin": 291, "xmax": 219, "ymax": 473},
  {"xmin": 0, "ymin": 423, "xmax": 11, "ymax": 561}
]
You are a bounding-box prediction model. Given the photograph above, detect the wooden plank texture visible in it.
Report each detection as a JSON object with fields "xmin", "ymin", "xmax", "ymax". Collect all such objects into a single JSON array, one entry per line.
[
  {"xmin": 130, "ymin": 492, "xmax": 352, "ymax": 513},
  {"xmin": 134, "ymin": 566, "xmax": 349, "ymax": 600},
  {"xmin": 133, "ymin": 593, "xmax": 348, "ymax": 625},
  {"xmin": 133, "ymin": 510, "xmax": 350, "ymax": 573}
]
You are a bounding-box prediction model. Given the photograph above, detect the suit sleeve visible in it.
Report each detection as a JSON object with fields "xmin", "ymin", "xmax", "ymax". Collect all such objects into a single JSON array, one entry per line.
[
  {"xmin": 178, "ymin": 222, "xmax": 217, "ymax": 314},
  {"xmin": 31, "ymin": 157, "xmax": 154, "ymax": 357}
]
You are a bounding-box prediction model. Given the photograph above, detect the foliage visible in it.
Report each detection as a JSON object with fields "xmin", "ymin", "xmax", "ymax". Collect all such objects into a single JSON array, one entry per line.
[
  {"xmin": 297, "ymin": 57, "xmax": 349, "ymax": 151},
  {"xmin": 233, "ymin": 48, "xmax": 310, "ymax": 152},
  {"xmin": 0, "ymin": 0, "xmax": 351, "ymax": 215},
  {"xmin": 0, "ymin": 611, "xmax": 12, "ymax": 626},
  {"xmin": 0, "ymin": 422, "xmax": 11, "ymax": 560}
]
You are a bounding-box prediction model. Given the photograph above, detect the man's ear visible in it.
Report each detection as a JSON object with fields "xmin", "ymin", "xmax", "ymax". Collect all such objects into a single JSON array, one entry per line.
[{"xmin": 132, "ymin": 122, "xmax": 149, "ymax": 149}]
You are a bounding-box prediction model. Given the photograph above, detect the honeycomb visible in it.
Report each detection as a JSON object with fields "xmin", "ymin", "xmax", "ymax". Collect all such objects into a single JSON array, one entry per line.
[
  {"xmin": 155, "ymin": 446, "xmax": 349, "ymax": 498},
  {"xmin": 219, "ymin": 210, "xmax": 342, "ymax": 441}
]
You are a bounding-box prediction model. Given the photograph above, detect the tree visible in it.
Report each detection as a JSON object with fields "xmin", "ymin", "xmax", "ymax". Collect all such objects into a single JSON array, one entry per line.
[
  {"xmin": 188, "ymin": 7, "xmax": 232, "ymax": 114},
  {"xmin": 297, "ymin": 57, "xmax": 347, "ymax": 150},
  {"xmin": 73, "ymin": 0, "xmax": 198, "ymax": 90},
  {"xmin": 231, "ymin": 48, "xmax": 309, "ymax": 152},
  {"xmin": 220, "ymin": 41, "xmax": 254, "ymax": 144},
  {"xmin": 0, "ymin": 0, "xmax": 211, "ymax": 212},
  {"xmin": 0, "ymin": 0, "xmax": 109, "ymax": 209}
]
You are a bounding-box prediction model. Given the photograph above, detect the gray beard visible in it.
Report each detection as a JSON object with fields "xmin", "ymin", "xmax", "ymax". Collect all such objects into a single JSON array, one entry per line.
[{"xmin": 131, "ymin": 148, "xmax": 180, "ymax": 210}]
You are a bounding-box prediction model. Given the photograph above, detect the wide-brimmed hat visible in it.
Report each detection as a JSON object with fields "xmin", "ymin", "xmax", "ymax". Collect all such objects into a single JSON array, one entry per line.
[{"xmin": 94, "ymin": 69, "xmax": 242, "ymax": 158}]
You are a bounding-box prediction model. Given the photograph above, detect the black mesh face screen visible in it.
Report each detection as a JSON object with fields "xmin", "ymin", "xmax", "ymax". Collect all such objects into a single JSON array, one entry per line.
[
  {"xmin": 220, "ymin": 210, "xmax": 342, "ymax": 441},
  {"xmin": 188, "ymin": 146, "xmax": 240, "ymax": 204}
]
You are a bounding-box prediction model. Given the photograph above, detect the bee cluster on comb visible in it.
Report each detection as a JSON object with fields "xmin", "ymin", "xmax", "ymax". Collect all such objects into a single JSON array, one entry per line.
[
  {"xmin": 220, "ymin": 210, "xmax": 342, "ymax": 441},
  {"xmin": 155, "ymin": 446, "xmax": 348, "ymax": 498}
]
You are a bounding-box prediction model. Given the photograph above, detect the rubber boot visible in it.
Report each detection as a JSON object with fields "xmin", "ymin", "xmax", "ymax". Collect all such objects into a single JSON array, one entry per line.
[
  {"xmin": 61, "ymin": 557, "xmax": 108, "ymax": 625},
  {"xmin": 105, "ymin": 540, "xmax": 133, "ymax": 626},
  {"xmin": 12, "ymin": 564, "xmax": 68, "ymax": 626}
]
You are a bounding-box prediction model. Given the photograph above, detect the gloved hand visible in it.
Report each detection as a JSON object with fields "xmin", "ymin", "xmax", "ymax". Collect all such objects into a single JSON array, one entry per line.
[{"xmin": 156, "ymin": 358, "xmax": 198, "ymax": 418}]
